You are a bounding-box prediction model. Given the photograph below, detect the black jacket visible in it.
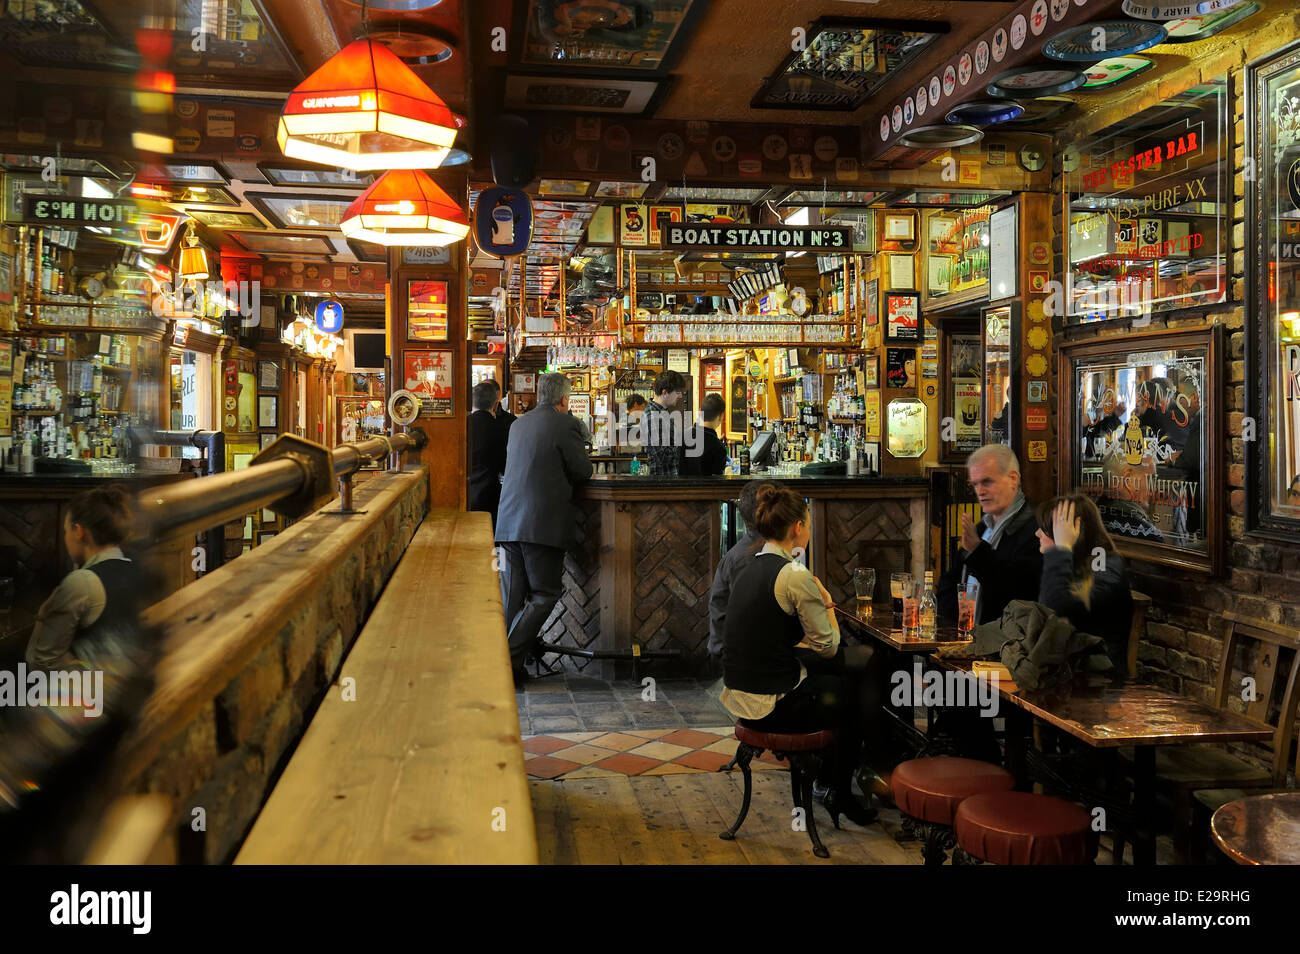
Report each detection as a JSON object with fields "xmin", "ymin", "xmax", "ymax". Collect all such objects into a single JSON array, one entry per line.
[
  {"xmin": 938, "ymin": 502, "xmax": 1044, "ymax": 625},
  {"xmin": 1038, "ymin": 548, "xmax": 1133, "ymax": 666},
  {"xmin": 468, "ymin": 409, "xmax": 508, "ymax": 518},
  {"xmin": 681, "ymin": 426, "xmax": 727, "ymax": 476},
  {"xmin": 496, "ymin": 405, "xmax": 594, "ymax": 549}
]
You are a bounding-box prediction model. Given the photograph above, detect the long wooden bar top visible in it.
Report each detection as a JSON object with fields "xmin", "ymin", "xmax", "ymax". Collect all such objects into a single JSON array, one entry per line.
[
  {"xmin": 835, "ymin": 603, "xmax": 966, "ymax": 653},
  {"xmin": 577, "ymin": 474, "xmax": 928, "ymax": 501}
]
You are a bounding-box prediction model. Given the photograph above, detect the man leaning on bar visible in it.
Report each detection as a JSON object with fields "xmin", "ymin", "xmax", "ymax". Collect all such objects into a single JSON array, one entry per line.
[{"xmin": 495, "ymin": 372, "xmax": 593, "ymax": 683}]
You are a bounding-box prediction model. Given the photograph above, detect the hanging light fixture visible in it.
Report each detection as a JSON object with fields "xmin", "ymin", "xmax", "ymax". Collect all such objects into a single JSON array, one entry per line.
[
  {"xmin": 340, "ymin": 169, "xmax": 469, "ymax": 247},
  {"xmin": 277, "ymin": 37, "xmax": 459, "ymax": 170},
  {"xmin": 178, "ymin": 226, "xmax": 210, "ymax": 281}
]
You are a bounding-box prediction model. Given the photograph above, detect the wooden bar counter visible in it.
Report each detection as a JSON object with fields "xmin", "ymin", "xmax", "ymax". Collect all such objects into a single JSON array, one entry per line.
[{"xmin": 542, "ymin": 474, "xmax": 929, "ymax": 678}]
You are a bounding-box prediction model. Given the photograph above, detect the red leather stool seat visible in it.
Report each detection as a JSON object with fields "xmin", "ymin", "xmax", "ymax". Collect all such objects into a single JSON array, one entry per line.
[
  {"xmin": 955, "ymin": 791, "xmax": 1096, "ymax": 865},
  {"xmin": 735, "ymin": 720, "xmax": 834, "ymax": 752},
  {"xmin": 891, "ymin": 757, "xmax": 1015, "ymax": 826}
]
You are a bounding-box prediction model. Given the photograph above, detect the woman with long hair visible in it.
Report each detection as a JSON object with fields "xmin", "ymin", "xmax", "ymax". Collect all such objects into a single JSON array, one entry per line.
[
  {"xmin": 1034, "ymin": 493, "xmax": 1134, "ymax": 665},
  {"xmin": 721, "ymin": 483, "xmax": 876, "ymax": 828}
]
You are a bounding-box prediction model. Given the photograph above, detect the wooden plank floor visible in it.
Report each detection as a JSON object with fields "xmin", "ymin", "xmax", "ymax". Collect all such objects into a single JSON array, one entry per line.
[{"xmin": 532, "ymin": 771, "xmax": 925, "ymax": 865}]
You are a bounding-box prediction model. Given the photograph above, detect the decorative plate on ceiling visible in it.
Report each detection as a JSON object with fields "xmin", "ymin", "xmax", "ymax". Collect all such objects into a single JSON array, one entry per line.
[
  {"xmin": 1163, "ymin": 2, "xmax": 1260, "ymax": 41},
  {"xmin": 986, "ymin": 65, "xmax": 1087, "ymax": 98},
  {"xmin": 370, "ymin": 25, "xmax": 457, "ymax": 65},
  {"xmin": 946, "ymin": 100, "xmax": 1026, "ymax": 126},
  {"xmin": 1082, "ymin": 56, "xmax": 1155, "ymax": 88},
  {"xmin": 1042, "ymin": 21, "xmax": 1168, "ymax": 61},
  {"xmin": 1120, "ymin": 0, "xmax": 1247, "ymax": 20},
  {"xmin": 897, "ymin": 124, "xmax": 984, "ymax": 149},
  {"xmin": 1002, "ymin": 96, "xmax": 1073, "ymax": 126}
]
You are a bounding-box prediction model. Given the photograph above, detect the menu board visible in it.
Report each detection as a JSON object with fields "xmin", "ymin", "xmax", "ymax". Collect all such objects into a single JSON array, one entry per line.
[
  {"xmin": 1062, "ymin": 327, "xmax": 1219, "ymax": 571},
  {"xmin": 407, "ymin": 280, "xmax": 449, "ymax": 342},
  {"xmin": 1064, "ymin": 76, "xmax": 1228, "ymax": 322}
]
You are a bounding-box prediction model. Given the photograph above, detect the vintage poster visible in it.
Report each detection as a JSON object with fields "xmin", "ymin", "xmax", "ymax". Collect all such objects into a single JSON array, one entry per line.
[
  {"xmin": 0, "ymin": 374, "xmax": 10, "ymax": 434},
  {"xmin": 407, "ymin": 280, "xmax": 449, "ymax": 341},
  {"xmin": 620, "ymin": 204, "xmax": 648, "ymax": 247},
  {"xmin": 403, "ymin": 351, "xmax": 454, "ymax": 417},
  {"xmin": 886, "ymin": 348, "xmax": 916, "ymax": 389},
  {"xmin": 953, "ymin": 378, "xmax": 982, "ymax": 451},
  {"xmin": 886, "ymin": 398, "xmax": 927, "ymax": 458},
  {"xmin": 648, "ymin": 205, "xmax": 682, "ymax": 245},
  {"xmin": 885, "ymin": 291, "xmax": 919, "ymax": 341},
  {"xmin": 864, "ymin": 389, "xmax": 881, "ymax": 440}
]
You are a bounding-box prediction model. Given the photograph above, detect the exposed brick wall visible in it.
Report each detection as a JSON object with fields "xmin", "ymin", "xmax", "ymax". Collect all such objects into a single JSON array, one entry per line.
[
  {"xmin": 127, "ymin": 468, "xmax": 428, "ymax": 863},
  {"xmin": 1050, "ymin": 14, "xmax": 1300, "ymax": 744}
]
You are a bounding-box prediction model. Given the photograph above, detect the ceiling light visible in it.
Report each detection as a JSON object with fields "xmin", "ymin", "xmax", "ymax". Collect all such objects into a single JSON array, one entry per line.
[
  {"xmin": 340, "ymin": 169, "xmax": 469, "ymax": 247},
  {"xmin": 278, "ymin": 38, "xmax": 459, "ymax": 171}
]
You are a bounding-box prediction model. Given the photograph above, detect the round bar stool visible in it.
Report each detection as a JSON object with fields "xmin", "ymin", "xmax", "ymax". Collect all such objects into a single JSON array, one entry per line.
[
  {"xmin": 891, "ymin": 757, "xmax": 1016, "ymax": 865},
  {"xmin": 953, "ymin": 791, "xmax": 1097, "ymax": 865},
  {"xmin": 718, "ymin": 721, "xmax": 835, "ymax": 858}
]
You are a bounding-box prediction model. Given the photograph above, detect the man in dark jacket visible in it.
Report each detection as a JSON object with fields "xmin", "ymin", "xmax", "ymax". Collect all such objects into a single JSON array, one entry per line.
[
  {"xmin": 468, "ymin": 381, "xmax": 509, "ymax": 529},
  {"xmin": 643, "ymin": 370, "xmax": 686, "ymax": 476},
  {"xmin": 938, "ymin": 444, "xmax": 1043, "ymax": 625},
  {"xmin": 681, "ymin": 392, "xmax": 727, "ymax": 476},
  {"xmin": 496, "ymin": 373, "xmax": 594, "ymax": 679}
]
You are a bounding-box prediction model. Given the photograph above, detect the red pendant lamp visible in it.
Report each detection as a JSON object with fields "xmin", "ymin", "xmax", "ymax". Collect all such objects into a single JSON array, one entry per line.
[
  {"xmin": 278, "ymin": 38, "xmax": 458, "ymax": 170},
  {"xmin": 340, "ymin": 169, "xmax": 469, "ymax": 247}
]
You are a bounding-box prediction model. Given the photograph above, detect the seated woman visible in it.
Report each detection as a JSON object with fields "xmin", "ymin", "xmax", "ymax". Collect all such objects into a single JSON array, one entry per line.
[
  {"xmin": 720, "ymin": 483, "xmax": 875, "ymax": 827},
  {"xmin": 26, "ymin": 487, "xmax": 143, "ymax": 670},
  {"xmin": 1034, "ymin": 493, "xmax": 1134, "ymax": 666}
]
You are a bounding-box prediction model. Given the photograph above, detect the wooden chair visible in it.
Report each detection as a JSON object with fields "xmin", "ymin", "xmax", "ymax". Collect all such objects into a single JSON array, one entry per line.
[
  {"xmin": 1126, "ymin": 590, "xmax": 1151, "ymax": 679},
  {"xmin": 1119, "ymin": 612, "xmax": 1300, "ymax": 863}
]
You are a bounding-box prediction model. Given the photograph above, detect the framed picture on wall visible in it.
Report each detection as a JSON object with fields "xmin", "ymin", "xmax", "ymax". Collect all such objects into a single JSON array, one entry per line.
[
  {"xmin": 863, "ymin": 354, "xmax": 879, "ymax": 388},
  {"xmin": 407, "ymin": 279, "xmax": 451, "ymax": 342},
  {"xmin": 863, "ymin": 278, "xmax": 879, "ymax": 329},
  {"xmin": 514, "ymin": 393, "xmax": 535, "ymax": 413},
  {"xmin": 888, "ymin": 253, "xmax": 915, "ymax": 291},
  {"xmin": 258, "ymin": 360, "xmax": 279, "ymax": 391},
  {"xmin": 567, "ymin": 372, "xmax": 590, "ymax": 392},
  {"xmin": 884, "ymin": 212, "xmax": 916, "ymax": 243},
  {"xmin": 403, "ymin": 351, "xmax": 455, "ymax": 417},
  {"xmin": 513, "ymin": 372, "xmax": 536, "ymax": 393},
  {"xmin": 1058, "ymin": 325, "xmax": 1222, "ymax": 573},
  {"xmin": 704, "ymin": 363, "xmax": 724, "ymax": 389},
  {"xmin": 260, "ymin": 433, "xmax": 276, "ymax": 449},
  {"xmin": 884, "ymin": 291, "xmax": 920, "ymax": 341},
  {"xmin": 257, "ymin": 395, "xmax": 278, "ymax": 429}
]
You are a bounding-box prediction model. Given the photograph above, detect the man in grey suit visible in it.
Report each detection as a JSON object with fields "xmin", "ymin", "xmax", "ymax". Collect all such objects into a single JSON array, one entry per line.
[{"xmin": 495, "ymin": 373, "xmax": 593, "ymax": 680}]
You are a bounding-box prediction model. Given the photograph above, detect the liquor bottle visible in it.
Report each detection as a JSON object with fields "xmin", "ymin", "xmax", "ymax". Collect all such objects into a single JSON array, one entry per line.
[{"xmin": 919, "ymin": 571, "xmax": 938, "ymax": 639}]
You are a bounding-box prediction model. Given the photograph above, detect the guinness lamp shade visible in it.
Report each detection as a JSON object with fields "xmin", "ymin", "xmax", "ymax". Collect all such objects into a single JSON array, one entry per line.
[
  {"xmin": 339, "ymin": 169, "xmax": 470, "ymax": 247},
  {"xmin": 278, "ymin": 38, "xmax": 458, "ymax": 170}
]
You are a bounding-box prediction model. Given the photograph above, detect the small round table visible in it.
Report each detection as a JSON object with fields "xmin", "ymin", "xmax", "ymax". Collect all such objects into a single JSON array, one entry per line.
[{"xmin": 1210, "ymin": 792, "xmax": 1300, "ymax": 865}]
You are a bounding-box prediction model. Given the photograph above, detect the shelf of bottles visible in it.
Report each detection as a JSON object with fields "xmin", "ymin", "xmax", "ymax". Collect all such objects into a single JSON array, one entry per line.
[
  {"xmin": 16, "ymin": 227, "xmax": 163, "ymax": 335},
  {"xmin": 11, "ymin": 333, "xmax": 142, "ymax": 471}
]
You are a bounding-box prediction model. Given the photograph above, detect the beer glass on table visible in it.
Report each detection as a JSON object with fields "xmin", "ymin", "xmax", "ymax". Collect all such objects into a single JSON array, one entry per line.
[
  {"xmin": 890, "ymin": 571, "xmax": 912, "ymax": 623},
  {"xmin": 902, "ymin": 581, "xmax": 921, "ymax": 638},
  {"xmin": 957, "ymin": 590, "xmax": 976, "ymax": 640},
  {"xmin": 853, "ymin": 568, "xmax": 875, "ymax": 620}
]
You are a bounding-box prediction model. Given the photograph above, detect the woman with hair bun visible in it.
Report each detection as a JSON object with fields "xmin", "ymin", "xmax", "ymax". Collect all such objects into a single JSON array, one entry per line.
[
  {"xmin": 721, "ymin": 483, "xmax": 876, "ymax": 828},
  {"xmin": 26, "ymin": 487, "xmax": 142, "ymax": 669}
]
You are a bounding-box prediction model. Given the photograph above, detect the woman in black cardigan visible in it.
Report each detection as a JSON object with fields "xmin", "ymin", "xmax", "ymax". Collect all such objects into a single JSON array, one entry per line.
[{"xmin": 1034, "ymin": 493, "xmax": 1134, "ymax": 666}]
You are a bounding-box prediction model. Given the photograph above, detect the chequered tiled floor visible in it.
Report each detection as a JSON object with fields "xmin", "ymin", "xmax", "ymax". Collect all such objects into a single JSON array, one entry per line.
[
  {"xmin": 515, "ymin": 673, "xmax": 734, "ymax": 737},
  {"xmin": 522, "ymin": 725, "xmax": 789, "ymax": 781}
]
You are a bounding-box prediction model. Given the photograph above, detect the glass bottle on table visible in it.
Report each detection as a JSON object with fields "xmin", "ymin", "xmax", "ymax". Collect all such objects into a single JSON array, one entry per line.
[
  {"xmin": 919, "ymin": 571, "xmax": 937, "ymax": 640},
  {"xmin": 891, "ymin": 571, "xmax": 913, "ymax": 624}
]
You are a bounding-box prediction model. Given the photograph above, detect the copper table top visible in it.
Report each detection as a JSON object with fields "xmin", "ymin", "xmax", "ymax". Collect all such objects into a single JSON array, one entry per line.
[
  {"xmin": 1211, "ymin": 793, "xmax": 1300, "ymax": 865},
  {"xmin": 932, "ymin": 656, "xmax": 1273, "ymax": 749},
  {"xmin": 835, "ymin": 603, "xmax": 968, "ymax": 654}
]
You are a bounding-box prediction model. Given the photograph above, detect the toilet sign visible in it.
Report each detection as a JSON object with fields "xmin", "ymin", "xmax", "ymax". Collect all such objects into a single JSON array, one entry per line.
[
  {"xmin": 314, "ymin": 299, "xmax": 344, "ymax": 334},
  {"xmin": 473, "ymin": 186, "xmax": 532, "ymax": 258}
]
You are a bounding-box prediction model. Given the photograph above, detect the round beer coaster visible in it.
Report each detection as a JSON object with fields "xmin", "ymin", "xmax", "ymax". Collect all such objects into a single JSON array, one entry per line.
[
  {"xmin": 1163, "ymin": 1, "xmax": 1260, "ymax": 41},
  {"xmin": 1043, "ymin": 20, "xmax": 1168, "ymax": 61},
  {"xmin": 986, "ymin": 65, "xmax": 1087, "ymax": 98},
  {"xmin": 898, "ymin": 124, "xmax": 984, "ymax": 149},
  {"xmin": 1082, "ymin": 55, "xmax": 1154, "ymax": 88},
  {"xmin": 946, "ymin": 100, "xmax": 1026, "ymax": 126}
]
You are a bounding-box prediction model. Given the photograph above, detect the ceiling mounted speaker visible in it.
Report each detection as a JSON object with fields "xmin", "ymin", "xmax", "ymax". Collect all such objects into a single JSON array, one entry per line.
[
  {"xmin": 368, "ymin": 24, "xmax": 457, "ymax": 65},
  {"xmin": 491, "ymin": 114, "xmax": 535, "ymax": 188},
  {"xmin": 898, "ymin": 124, "xmax": 984, "ymax": 149}
]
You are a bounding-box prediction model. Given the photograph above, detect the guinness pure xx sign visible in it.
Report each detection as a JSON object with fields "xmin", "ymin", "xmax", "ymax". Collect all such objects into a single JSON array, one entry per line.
[{"xmin": 661, "ymin": 224, "xmax": 851, "ymax": 251}]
